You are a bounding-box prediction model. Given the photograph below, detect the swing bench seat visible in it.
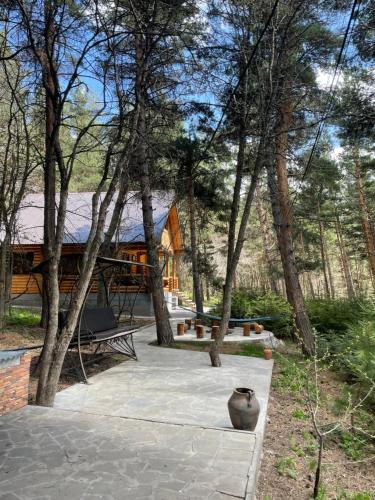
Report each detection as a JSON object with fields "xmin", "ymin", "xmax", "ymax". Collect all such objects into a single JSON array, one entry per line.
[{"xmin": 59, "ymin": 306, "xmax": 138, "ymax": 381}]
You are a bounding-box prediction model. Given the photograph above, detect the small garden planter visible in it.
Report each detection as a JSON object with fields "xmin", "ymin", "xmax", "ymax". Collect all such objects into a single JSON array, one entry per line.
[{"xmin": 263, "ymin": 346, "xmax": 272, "ymax": 360}]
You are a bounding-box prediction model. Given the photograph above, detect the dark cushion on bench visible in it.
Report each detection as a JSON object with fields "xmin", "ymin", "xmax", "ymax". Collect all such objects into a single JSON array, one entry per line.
[{"xmin": 80, "ymin": 307, "xmax": 118, "ymax": 334}]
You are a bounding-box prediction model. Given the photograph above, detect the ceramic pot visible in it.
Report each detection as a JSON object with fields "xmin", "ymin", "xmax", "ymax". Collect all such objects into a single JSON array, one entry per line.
[
  {"xmin": 228, "ymin": 388, "xmax": 260, "ymax": 431},
  {"xmin": 263, "ymin": 346, "xmax": 272, "ymax": 360}
]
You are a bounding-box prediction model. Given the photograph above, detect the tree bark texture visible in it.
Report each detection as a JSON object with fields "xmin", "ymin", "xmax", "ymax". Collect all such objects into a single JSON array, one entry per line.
[
  {"xmin": 188, "ymin": 175, "xmax": 204, "ymax": 313},
  {"xmin": 267, "ymin": 98, "xmax": 315, "ymax": 356},
  {"xmin": 255, "ymin": 188, "xmax": 279, "ymax": 294},
  {"xmin": 354, "ymin": 156, "xmax": 375, "ymax": 293},
  {"xmin": 335, "ymin": 214, "xmax": 355, "ymax": 298},
  {"xmin": 135, "ymin": 33, "xmax": 173, "ymax": 345}
]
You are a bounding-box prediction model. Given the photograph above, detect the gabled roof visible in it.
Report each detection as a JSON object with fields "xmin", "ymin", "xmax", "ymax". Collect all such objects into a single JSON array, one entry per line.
[{"xmin": 14, "ymin": 191, "xmax": 177, "ymax": 246}]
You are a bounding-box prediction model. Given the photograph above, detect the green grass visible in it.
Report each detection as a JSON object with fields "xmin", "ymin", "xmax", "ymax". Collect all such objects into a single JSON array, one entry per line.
[
  {"xmin": 233, "ymin": 343, "xmax": 264, "ymax": 358},
  {"xmin": 6, "ymin": 309, "xmax": 41, "ymax": 327}
]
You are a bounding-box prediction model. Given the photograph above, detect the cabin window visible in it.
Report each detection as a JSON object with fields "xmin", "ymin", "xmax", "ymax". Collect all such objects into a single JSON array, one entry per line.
[
  {"xmin": 12, "ymin": 252, "xmax": 34, "ymax": 274},
  {"xmin": 59, "ymin": 254, "xmax": 82, "ymax": 275}
]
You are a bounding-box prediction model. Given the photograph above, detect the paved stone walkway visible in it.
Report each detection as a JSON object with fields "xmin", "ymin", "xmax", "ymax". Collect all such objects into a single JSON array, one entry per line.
[{"xmin": 0, "ymin": 319, "xmax": 273, "ymax": 499}]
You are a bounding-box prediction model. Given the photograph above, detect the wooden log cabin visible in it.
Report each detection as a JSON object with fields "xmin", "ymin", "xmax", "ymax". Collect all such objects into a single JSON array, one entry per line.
[{"xmin": 10, "ymin": 191, "xmax": 183, "ymax": 315}]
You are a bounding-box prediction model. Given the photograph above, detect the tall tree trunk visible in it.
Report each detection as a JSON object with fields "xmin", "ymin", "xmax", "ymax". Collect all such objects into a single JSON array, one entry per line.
[
  {"xmin": 267, "ymin": 98, "xmax": 314, "ymax": 356},
  {"xmin": 335, "ymin": 214, "xmax": 355, "ymax": 299},
  {"xmin": 317, "ymin": 201, "xmax": 331, "ymax": 298},
  {"xmin": 188, "ymin": 175, "xmax": 203, "ymax": 313},
  {"xmin": 40, "ymin": 0, "xmax": 57, "ymax": 328},
  {"xmin": 300, "ymin": 233, "xmax": 316, "ymax": 299},
  {"xmin": 354, "ymin": 154, "xmax": 375, "ymax": 293},
  {"xmin": 255, "ymin": 187, "xmax": 279, "ymax": 294},
  {"xmin": 209, "ymin": 136, "xmax": 266, "ymax": 366},
  {"xmin": 0, "ymin": 233, "xmax": 10, "ymax": 329},
  {"xmin": 135, "ymin": 34, "xmax": 173, "ymax": 345}
]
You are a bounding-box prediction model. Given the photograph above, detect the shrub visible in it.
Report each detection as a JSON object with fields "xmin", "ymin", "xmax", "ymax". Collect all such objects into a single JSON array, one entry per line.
[
  {"xmin": 230, "ymin": 289, "xmax": 293, "ymax": 338},
  {"xmin": 6, "ymin": 308, "xmax": 40, "ymax": 327},
  {"xmin": 306, "ymin": 297, "xmax": 374, "ymax": 337}
]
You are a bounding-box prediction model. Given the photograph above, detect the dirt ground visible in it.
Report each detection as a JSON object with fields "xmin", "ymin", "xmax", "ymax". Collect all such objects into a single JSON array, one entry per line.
[{"xmin": 256, "ymin": 362, "xmax": 375, "ymax": 499}]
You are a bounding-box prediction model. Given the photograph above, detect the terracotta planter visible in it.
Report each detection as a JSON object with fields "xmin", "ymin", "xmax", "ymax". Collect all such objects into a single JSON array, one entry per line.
[
  {"xmin": 243, "ymin": 323, "xmax": 251, "ymax": 337},
  {"xmin": 263, "ymin": 346, "xmax": 272, "ymax": 360},
  {"xmin": 185, "ymin": 319, "xmax": 192, "ymax": 330},
  {"xmin": 177, "ymin": 323, "xmax": 185, "ymax": 336},
  {"xmin": 255, "ymin": 324, "xmax": 264, "ymax": 334},
  {"xmin": 211, "ymin": 325, "xmax": 219, "ymax": 339},
  {"xmin": 196, "ymin": 325, "xmax": 205, "ymax": 339},
  {"xmin": 228, "ymin": 388, "xmax": 260, "ymax": 431}
]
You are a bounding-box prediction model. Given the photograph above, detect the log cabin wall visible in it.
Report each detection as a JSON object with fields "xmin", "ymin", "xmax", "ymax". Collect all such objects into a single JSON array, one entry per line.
[{"xmin": 11, "ymin": 207, "xmax": 182, "ymax": 296}]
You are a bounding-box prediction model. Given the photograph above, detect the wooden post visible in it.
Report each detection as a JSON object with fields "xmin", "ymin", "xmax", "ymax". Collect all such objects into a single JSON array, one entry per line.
[
  {"xmin": 194, "ymin": 319, "xmax": 201, "ymax": 330},
  {"xmin": 243, "ymin": 323, "xmax": 251, "ymax": 337},
  {"xmin": 211, "ymin": 325, "xmax": 219, "ymax": 339},
  {"xmin": 185, "ymin": 318, "xmax": 192, "ymax": 329},
  {"xmin": 177, "ymin": 323, "xmax": 185, "ymax": 336},
  {"xmin": 196, "ymin": 324, "xmax": 205, "ymax": 339}
]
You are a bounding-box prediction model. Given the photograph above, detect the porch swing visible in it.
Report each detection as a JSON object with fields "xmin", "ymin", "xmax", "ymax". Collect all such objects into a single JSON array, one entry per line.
[{"xmin": 31, "ymin": 255, "xmax": 153, "ymax": 382}]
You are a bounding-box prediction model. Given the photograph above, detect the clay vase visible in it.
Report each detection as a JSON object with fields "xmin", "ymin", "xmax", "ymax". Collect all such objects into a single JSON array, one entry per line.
[
  {"xmin": 228, "ymin": 388, "xmax": 260, "ymax": 431},
  {"xmin": 177, "ymin": 323, "xmax": 185, "ymax": 336},
  {"xmin": 255, "ymin": 324, "xmax": 264, "ymax": 334},
  {"xmin": 263, "ymin": 346, "xmax": 272, "ymax": 360},
  {"xmin": 243, "ymin": 323, "xmax": 251, "ymax": 337}
]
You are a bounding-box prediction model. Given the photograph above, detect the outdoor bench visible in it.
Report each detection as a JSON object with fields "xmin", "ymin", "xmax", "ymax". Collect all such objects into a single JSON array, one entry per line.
[{"xmin": 59, "ymin": 306, "xmax": 138, "ymax": 382}]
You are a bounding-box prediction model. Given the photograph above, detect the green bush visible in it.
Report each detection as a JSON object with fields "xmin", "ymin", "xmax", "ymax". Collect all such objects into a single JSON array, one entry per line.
[
  {"xmin": 306, "ymin": 297, "xmax": 374, "ymax": 337},
  {"xmin": 230, "ymin": 289, "xmax": 293, "ymax": 338},
  {"xmin": 6, "ymin": 309, "xmax": 40, "ymax": 327}
]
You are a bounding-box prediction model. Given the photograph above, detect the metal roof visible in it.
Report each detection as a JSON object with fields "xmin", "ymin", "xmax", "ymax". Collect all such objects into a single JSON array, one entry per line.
[{"xmin": 13, "ymin": 191, "xmax": 175, "ymax": 245}]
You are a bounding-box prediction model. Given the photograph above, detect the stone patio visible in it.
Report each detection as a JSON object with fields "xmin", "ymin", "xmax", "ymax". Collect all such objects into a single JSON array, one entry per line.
[{"xmin": 0, "ymin": 318, "xmax": 273, "ymax": 499}]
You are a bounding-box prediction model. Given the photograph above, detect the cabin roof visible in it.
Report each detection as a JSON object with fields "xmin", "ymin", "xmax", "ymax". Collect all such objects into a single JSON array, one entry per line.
[{"xmin": 13, "ymin": 191, "xmax": 179, "ymax": 247}]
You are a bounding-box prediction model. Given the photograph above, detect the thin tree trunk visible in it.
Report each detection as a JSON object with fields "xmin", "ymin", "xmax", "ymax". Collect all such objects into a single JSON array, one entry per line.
[
  {"xmin": 188, "ymin": 175, "xmax": 203, "ymax": 313},
  {"xmin": 335, "ymin": 214, "xmax": 355, "ymax": 299},
  {"xmin": 300, "ymin": 233, "xmax": 316, "ymax": 299},
  {"xmin": 255, "ymin": 188, "xmax": 279, "ymax": 294},
  {"xmin": 267, "ymin": 98, "xmax": 314, "ymax": 356},
  {"xmin": 209, "ymin": 137, "xmax": 266, "ymax": 366},
  {"xmin": 135, "ymin": 33, "xmax": 173, "ymax": 345},
  {"xmin": 317, "ymin": 201, "xmax": 331, "ymax": 298},
  {"xmin": 0, "ymin": 234, "xmax": 10, "ymax": 329},
  {"xmin": 40, "ymin": 0, "xmax": 57, "ymax": 328},
  {"xmin": 354, "ymin": 154, "xmax": 375, "ymax": 293}
]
